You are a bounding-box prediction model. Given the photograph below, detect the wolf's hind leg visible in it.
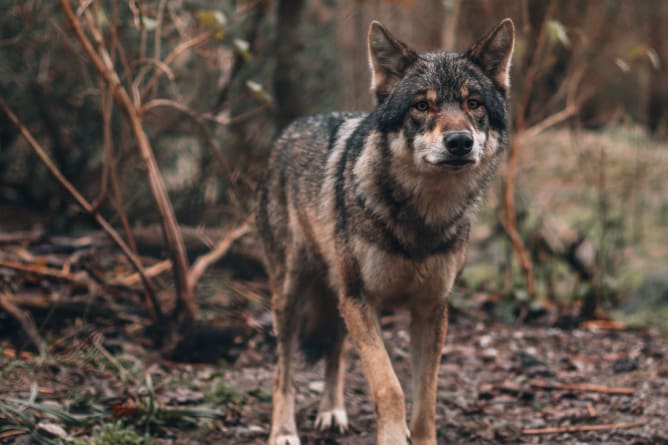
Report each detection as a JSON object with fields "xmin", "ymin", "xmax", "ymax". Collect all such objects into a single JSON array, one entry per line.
[
  {"xmin": 314, "ymin": 318, "xmax": 348, "ymax": 433},
  {"xmin": 269, "ymin": 272, "xmax": 303, "ymax": 445}
]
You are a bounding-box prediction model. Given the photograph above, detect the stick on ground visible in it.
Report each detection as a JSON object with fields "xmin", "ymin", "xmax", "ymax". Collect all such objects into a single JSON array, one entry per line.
[
  {"xmin": 522, "ymin": 421, "xmax": 645, "ymax": 435},
  {"xmin": 529, "ymin": 379, "xmax": 635, "ymax": 395}
]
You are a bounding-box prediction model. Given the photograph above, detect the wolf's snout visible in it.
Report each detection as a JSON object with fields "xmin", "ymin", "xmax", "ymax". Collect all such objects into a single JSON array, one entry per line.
[{"xmin": 444, "ymin": 131, "xmax": 474, "ymax": 156}]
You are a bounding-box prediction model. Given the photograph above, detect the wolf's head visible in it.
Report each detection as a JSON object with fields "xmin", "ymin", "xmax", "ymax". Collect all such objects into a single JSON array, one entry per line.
[{"xmin": 368, "ymin": 19, "xmax": 514, "ymax": 174}]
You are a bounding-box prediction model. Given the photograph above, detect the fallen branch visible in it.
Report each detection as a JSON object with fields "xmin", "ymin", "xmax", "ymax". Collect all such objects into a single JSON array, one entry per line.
[
  {"xmin": 0, "ymin": 230, "xmax": 44, "ymax": 245},
  {"xmin": 529, "ymin": 379, "xmax": 635, "ymax": 395},
  {"xmin": 580, "ymin": 320, "xmax": 628, "ymax": 331},
  {"xmin": 0, "ymin": 259, "xmax": 93, "ymax": 290},
  {"xmin": 2, "ymin": 291, "xmax": 135, "ymax": 323},
  {"xmin": 522, "ymin": 421, "xmax": 645, "ymax": 435},
  {"xmin": 0, "ymin": 291, "xmax": 43, "ymax": 351},
  {"xmin": 114, "ymin": 259, "xmax": 172, "ymax": 287}
]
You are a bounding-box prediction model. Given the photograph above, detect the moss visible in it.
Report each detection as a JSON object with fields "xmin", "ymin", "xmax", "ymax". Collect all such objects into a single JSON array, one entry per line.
[
  {"xmin": 65, "ymin": 422, "xmax": 155, "ymax": 445},
  {"xmin": 204, "ymin": 380, "xmax": 246, "ymax": 406}
]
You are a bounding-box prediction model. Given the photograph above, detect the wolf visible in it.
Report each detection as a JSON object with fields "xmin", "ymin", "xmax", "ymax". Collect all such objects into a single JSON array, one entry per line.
[{"xmin": 257, "ymin": 18, "xmax": 515, "ymax": 445}]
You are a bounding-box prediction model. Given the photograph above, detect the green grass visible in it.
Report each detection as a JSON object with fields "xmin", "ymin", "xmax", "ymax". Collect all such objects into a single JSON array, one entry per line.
[{"xmin": 65, "ymin": 422, "xmax": 156, "ymax": 445}]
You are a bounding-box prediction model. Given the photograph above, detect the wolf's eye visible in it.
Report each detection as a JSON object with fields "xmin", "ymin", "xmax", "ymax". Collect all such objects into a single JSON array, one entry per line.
[
  {"xmin": 467, "ymin": 99, "xmax": 481, "ymax": 110},
  {"xmin": 414, "ymin": 101, "xmax": 430, "ymax": 112}
]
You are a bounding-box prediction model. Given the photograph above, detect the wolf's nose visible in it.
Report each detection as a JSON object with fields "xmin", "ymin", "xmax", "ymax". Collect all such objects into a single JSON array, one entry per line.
[{"xmin": 444, "ymin": 132, "xmax": 474, "ymax": 156}]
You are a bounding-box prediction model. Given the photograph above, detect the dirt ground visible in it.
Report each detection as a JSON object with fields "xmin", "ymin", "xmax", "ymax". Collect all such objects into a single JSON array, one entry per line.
[
  {"xmin": 2, "ymin": 296, "xmax": 667, "ymax": 445},
  {"xmin": 225, "ymin": 313, "xmax": 668, "ymax": 444}
]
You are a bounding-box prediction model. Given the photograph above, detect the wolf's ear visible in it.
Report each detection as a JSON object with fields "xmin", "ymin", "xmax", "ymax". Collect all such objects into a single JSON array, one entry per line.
[
  {"xmin": 368, "ymin": 21, "xmax": 418, "ymax": 102},
  {"xmin": 466, "ymin": 18, "xmax": 515, "ymax": 92}
]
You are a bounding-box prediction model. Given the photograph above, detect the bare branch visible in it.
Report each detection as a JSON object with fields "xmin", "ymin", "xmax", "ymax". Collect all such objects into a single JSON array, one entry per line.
[
  {"xmin": 520, "ymin": 104, "xmax": 579, "ymax": 141},
  {"xmin": 60, "ymin": 0, "xmax": 195, "ymax": 329},
  {"xmin": 187, "ymin": 218, "xmax": 253, "ymax": 297},
  {"xmin": 140, "ymin": 31, "xmax": 213, "ymax": 100}
]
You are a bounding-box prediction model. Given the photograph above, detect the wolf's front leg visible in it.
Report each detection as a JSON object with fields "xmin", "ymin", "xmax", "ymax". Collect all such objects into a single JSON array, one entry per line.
[
  {"xmin": 408, "ymin": 302, "xmax": 449, "ymax": 444},
  {"xmin": 339, "ymin": 296, "xmax": 409, "ymax": 445}
]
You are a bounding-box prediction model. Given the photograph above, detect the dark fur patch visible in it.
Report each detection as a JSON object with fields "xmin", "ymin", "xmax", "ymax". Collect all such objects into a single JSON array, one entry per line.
[{"xmin": 335, "ymin": 116, "xmax": 375, "ymax": 234}]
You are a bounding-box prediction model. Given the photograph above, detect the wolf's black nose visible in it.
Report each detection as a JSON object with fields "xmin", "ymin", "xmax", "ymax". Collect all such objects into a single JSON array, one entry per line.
[{"xmin": 444, "ymin": 132, "xmax": 474, "ymax": 156}]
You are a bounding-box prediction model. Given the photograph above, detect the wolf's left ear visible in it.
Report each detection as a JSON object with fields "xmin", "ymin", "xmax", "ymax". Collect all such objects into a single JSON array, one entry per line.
[
  {"xmin": 368, "ymin": 21, "xmax": 418, "ymax": 102},
  {"xmin": 466, "ymin": 18, "xmax": 515, "ymax": 92}
]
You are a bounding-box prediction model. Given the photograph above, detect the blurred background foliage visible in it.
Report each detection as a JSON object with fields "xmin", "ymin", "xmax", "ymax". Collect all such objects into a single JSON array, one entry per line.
[{"xmin": 1, "ymin": 0, "xmax": 667, "ymax": 325}]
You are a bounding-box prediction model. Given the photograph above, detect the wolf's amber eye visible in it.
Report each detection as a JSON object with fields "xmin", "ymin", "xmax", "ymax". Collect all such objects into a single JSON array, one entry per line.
[
  {"xmin": 414, "ymin": 101, "xmax": 430, "ymax": 112},
  {"xmin": 467, "ymin": 99, "xmax": 481, "ymax": 110}
]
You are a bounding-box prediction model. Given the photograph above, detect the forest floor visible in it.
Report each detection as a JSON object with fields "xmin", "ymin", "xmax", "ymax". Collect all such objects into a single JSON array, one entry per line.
[{"xmin": 1, "ymin": 255, "xmax": 667, "ymax": 445}]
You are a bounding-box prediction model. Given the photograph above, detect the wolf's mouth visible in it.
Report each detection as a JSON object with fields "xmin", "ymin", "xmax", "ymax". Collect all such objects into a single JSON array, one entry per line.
[
  {"xmin": 424, "ymin": 157, "xmax": 476, "ymax": 169},
  {"xmin": 440, "ymin": 159, "xmax": 475, "ymax": 168}
]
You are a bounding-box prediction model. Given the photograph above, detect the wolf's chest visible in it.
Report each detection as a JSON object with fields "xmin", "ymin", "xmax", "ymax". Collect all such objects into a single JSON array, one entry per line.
[{"xmin": 353, "ymin": 239, "xmax": 463, "ymax": 308}]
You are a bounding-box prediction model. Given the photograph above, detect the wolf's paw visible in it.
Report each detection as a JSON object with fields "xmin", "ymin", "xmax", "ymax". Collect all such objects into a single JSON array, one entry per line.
[
  {"xmin": 315, "ymin": 408, "xmax": 348, "ymax": 433},
  {"xmin": 271, "ymin": 434, "xmax": 301, "ymax": 445}
]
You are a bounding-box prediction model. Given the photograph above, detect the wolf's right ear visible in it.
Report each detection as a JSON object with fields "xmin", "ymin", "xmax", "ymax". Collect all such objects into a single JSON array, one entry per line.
[
  {"xmin": 368, "ymin": 21, "xmax": 418, "ymax": 103},
  {"xmin": 466, "ymin": 18, "xmax": 515, "ymax": 93}
]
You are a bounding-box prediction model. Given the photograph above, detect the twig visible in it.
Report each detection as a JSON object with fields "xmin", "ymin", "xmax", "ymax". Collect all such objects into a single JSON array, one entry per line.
[
  {"xmin": 497, "ymin": 209, "xmax": 536, "ymax": 301},
  {"xmin": 114, "ymin": 259, "xmax": 173, "ymax": 287},
  {"xmin": 0, "ymin": 291, "xmax": 43, "ymax": 351},
  {"xmin": 187, "ymin": 218, "xmax": 253, "ymax": 296},
  {"xmin": 580, "ymin": 320, "xmax": 628, "ymax": 331},
  {"xmin": 140, "ymin": 98, "xmax": 201, "ymax": 119},
  {"xmin": 140, "ymin": 31, "xmax": 212, "ymax": 100},
  {"xmin": 520, "ymin": 104, "xmax": 580, "ymax": 141},
  {"xmin": 522, "ymin": 421, "xmax": 645, "ymax": 435},
  {"xmin": 0, "ymin": 97, "xmax": 162, "ymax": 322},
  {"xmin": 0, "ymin": 430, "xmax": 28, "ymax": 441},
  {"xmin": 529, "ymin": 379, "xmax": 635, "ymax": 395},
  {"xmin": 0, "ymin": 259, "xmax": 92, "ymax": 289},
  {"xmin": 0, "ymin": 230, "xmax": 44, "ymax": 244},
  {"xmin": 110, "ymin": 0, "xmax": 133, "ymax": 90}
]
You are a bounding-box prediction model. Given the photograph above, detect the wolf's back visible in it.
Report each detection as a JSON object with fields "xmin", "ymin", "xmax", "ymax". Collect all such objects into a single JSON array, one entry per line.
[{"xmin": 256, "ymin": 112, "xmax": 365, "ymax": 281}]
